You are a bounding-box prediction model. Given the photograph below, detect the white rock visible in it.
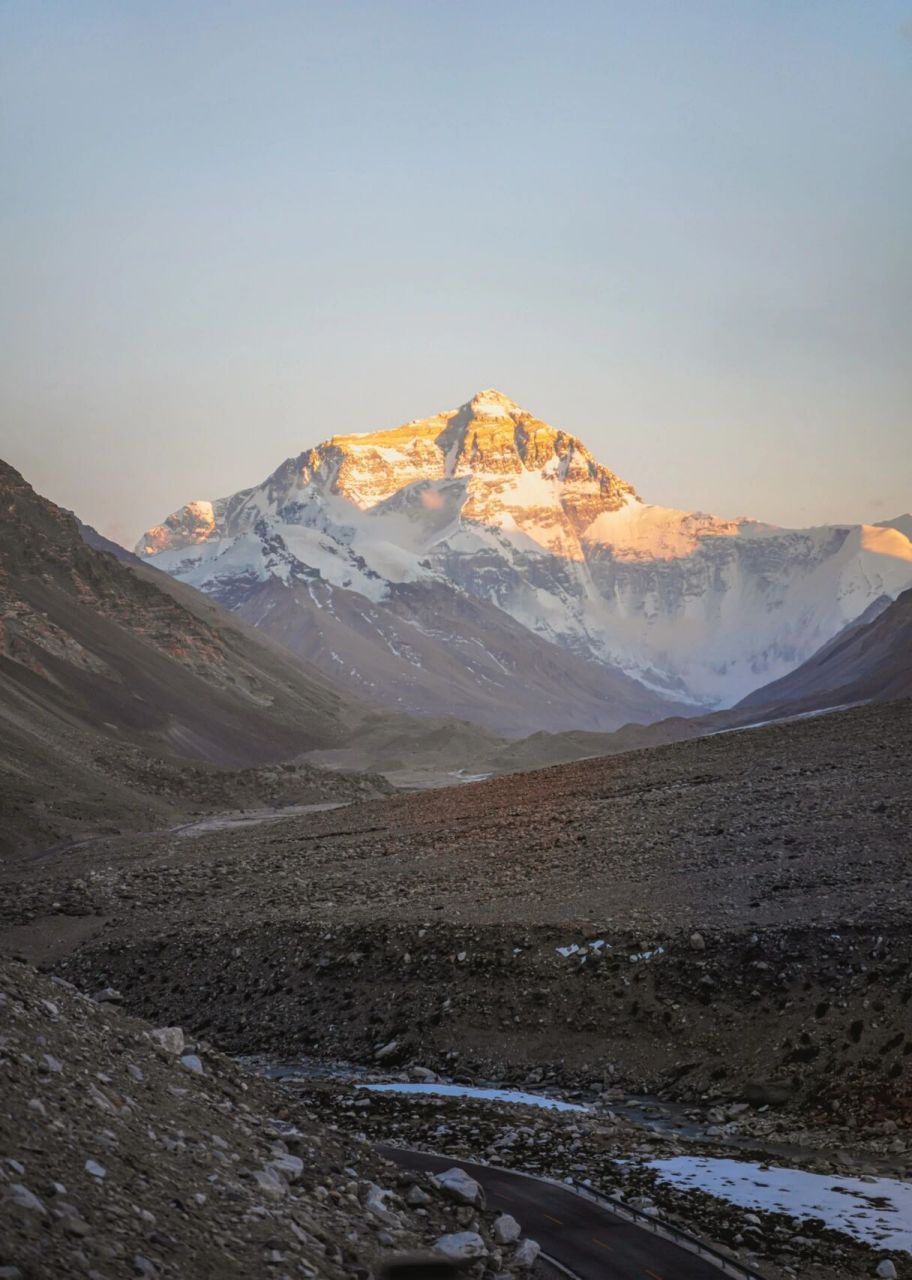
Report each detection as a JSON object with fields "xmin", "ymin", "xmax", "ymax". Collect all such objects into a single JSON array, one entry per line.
[
  {"xmin": 433, "ymin": 1231, "xmax": 487, "ymax": 1261},
  {"xmin": 179, "ymin": 1054, "xmax": 204, "ymax": 1075},
  {"xmin": 92, "ymin": 987, "xmax": 123, "ymax": 1004},
  {"xmin": 436, "ymin": 1166, "xmax": 486, "ymax": 1208},
  {"xmin": 364, "ymin": 1183, "xmax": 401, "ymax": 1228},
  {"xmin": 876, "ymin": 1263, "xmax": 897, "ymax": 1280},
  {"xmin": 374, "ymin": 1039, "xmax": 399, "ymax": 1061},
  {"xmin": 84, "ymin": 1160, "xmax": 106, "ymax": 1179},
  {"xmin": 493, "ymin": 1213, "xmax": 521, "ymax": 1244},
  {"xmin": 270, "ymin": 1153, "xmax": 304, "ymax": 1182},
  {"xmin": 149, "ymin": 1026, "xmax": 185, "ymax": 1055},
  {"xmin": 513, "ymin": 1238, "xmax": 541, "ymax": 1268},
  {"xmin": 252, "ymin": 1166, "xmax": 287, "ymax": 1199}
]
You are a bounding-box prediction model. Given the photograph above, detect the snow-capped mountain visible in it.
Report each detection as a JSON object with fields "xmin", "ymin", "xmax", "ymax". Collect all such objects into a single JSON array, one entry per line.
[{"xmin": 137, "ymin": 389, "xmax": 912, "ymax": 723}]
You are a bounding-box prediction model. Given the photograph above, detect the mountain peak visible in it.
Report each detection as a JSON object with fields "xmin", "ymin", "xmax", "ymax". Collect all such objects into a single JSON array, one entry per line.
[{"xmin": 464, "ymin": 388, "xmax": 526, "ymax": 417}]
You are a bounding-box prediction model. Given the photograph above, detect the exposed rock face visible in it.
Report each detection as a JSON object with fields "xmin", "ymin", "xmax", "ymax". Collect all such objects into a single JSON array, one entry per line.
[
  {"xmin": 137, "ymin": 390, "xmax": 912, "ymax": 712},
  {"xmin": 138, "ymin": 499, "xmax": 217, "ymax": 555},
  {"xmin": 141, "ymin": 390, "xmax": 637, "ymax": 561}
]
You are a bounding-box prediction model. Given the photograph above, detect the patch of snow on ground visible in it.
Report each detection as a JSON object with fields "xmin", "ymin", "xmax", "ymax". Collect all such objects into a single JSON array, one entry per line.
[
  {"xmin": 558, "ymin": 940, "xmax": 611, "ymax": 958},
  {"xmin": 649, "ymin": 1156, "xmax": 912, "ymax": 1252},
  {"xmin": 629, "ymin": 946, "xmax": 665, "ymax": 963},
  {"xmin": 359, "ymin": 1083, "xmax": 587, "ymax": 1113}
]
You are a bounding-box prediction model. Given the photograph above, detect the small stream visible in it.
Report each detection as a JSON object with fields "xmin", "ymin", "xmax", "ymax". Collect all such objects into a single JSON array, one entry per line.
[
  {"xmin": 241, "ymin": 1054, "xmax": 907, "ymax": 1177},
  {"xmin": 170, "ymin": 801, "xmax": 348, "ymax": 837}
]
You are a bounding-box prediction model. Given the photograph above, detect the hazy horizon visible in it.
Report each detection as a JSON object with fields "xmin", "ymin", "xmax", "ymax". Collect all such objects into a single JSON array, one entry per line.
[{"xmin": 2, "ymin": 1, "xmax": 910, "ymax": 544}]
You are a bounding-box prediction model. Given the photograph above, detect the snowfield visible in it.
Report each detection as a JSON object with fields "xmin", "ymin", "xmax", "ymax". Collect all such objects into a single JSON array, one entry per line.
[{"xmin": 649, "ymin": 1156, "xmax": 912, "ymax": 1252}]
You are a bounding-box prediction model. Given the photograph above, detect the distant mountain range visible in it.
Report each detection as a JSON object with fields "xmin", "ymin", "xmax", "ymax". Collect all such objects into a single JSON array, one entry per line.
[{"xmin": 137, "ymin": 388, "xmax": 912, "ymax": 729}]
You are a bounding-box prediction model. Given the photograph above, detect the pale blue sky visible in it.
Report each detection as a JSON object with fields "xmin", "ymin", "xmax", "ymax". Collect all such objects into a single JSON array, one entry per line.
[{"xmin": 1, "ymin": 1, "xmax": 910, "ymax": 543}]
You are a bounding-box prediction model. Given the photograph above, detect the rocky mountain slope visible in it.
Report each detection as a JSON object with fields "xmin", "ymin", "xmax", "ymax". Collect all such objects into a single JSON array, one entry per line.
[
  {"xmin": 0, "ymin": 459, "xmax": 406, "ymax": 853},
  {"xmin": 0, "ymin": 458, "xmax": 361, "ymax": 763},
  {"xmin": 0, "ymin": 958, "xmax": 545, "ymax": 1279},
  {"xmin": 138, "ymin": 388, "xmax": 912, "ymax": 718}
]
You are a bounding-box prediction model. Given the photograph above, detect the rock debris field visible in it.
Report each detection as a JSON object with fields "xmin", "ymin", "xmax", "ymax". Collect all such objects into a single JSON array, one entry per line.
[{"xmin": 0, "ymin": 960, "xmax": 548, "ymax": 1278}]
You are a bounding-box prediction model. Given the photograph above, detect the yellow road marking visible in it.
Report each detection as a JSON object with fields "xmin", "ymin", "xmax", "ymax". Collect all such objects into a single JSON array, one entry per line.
[
  {"xmin": 543, "ymin": 1212, "xmax": 563, "ymax": 1225},
  {"xmin": 645, "ymin": 1271, "xmax": 665, "ymax": 1280},
  {"xmin": 592, "ymin": 1237, "xmax": 613, "ymax": 1251}
]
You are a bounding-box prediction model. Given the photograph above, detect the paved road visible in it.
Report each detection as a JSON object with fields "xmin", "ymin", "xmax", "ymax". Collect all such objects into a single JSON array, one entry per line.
[{"xmin": 379, "ymin": 1146, "xmax": 741, "ymax": 1280}]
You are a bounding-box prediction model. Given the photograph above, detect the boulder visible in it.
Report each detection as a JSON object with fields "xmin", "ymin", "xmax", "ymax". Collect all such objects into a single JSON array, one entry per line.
[
  {"xmin": 433, "ymin": 1231, "xmax": 487, "ymax": 1261},
  {"xmin": 149, "ymin": 1027, "xmax": 185, "ymax": 1056},
  {"xmin": 364, "ymin": 1183, "xmax": 401, "ymax": 1229},
  {"xmin": 513, "ymin": 1238, "xmax": 541, "ymax": 1268},
  {"xmin": 493, "ymin": 1213, "xmax": 521, "ymax": 1245},
  {"xmin": 270, "ymin": 1153, "xmax": 304, "ymax": 1183},
  {"xmin": 252, "ymin": 1165, "xmax": 287, "ymax": 1199},
  {"xmin": 435, "ymin": 1167, "xmax": 486, "ymax": 1208}
]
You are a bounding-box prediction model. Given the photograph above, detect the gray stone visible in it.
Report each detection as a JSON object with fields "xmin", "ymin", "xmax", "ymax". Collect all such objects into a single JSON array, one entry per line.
[
  {"xmin": 364, "ymin": 1183, "xmax": 400, "ymax": 1228},
  {"xmin": 876, "ymin": 1263, "xmax": 897, "ymax": 1280},
  {"xmin": 433, "ymin": 1231, "xmax": 487, "ymax": 1261},
  {"xmin": 9, "ymin": 1184, "xmax": 46, "ymax": 1215},
  {"xmin": 493, "ymin": 1213, "xmax": 521, "ymax": 1245},
  {"xmin": 62, "ymin": 1214, "xmax": 91, "ymax": 1237},
  {"xmin": 92, "ymin": 988, "xmax": 123, "ymax": 1004},
  {"xmin": 84, "ymin": 1160, "xmax": 106, "ymax": 1180},
  {"xmin": 436, "ymin": 1166, "xmax": 485, "ymax": 1208},
  {"xmin": 252, "ymin": 1165, "xmax": 287, "ymax": 1199},
  {"xmin": 270, "ymin": 1152, "xmax": 304, "ymax": 1182},
  {"xmin": 179, "ymin": 1054, "xmax": 204, "ymax": 1075},
  {"xmin": 513, "ymin": 1238, "xmax": 541, "ymax": 1268},
  {"xmin": 149, "ymin": 1027, "xmax": 184, "ymax": 1055}
]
